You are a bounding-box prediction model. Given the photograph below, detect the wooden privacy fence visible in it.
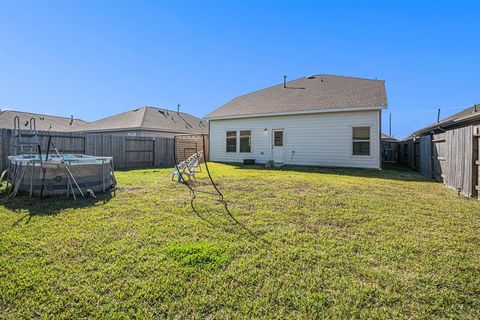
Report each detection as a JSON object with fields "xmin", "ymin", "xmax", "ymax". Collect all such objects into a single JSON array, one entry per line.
[
  {"xmin": 381, "ymin": 140, "xmax": 398, "ymax": 162},
  {"xmin": 0, "ymin": 129, "xmax": 186, "ymax": 170},
  {"xmin": 401, "ymin": 124, "xmax": 480, "ymax": 199}
]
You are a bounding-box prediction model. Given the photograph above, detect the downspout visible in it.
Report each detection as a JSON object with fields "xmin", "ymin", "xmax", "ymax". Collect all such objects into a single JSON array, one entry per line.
[{"xmin": 208, "ymin": 120, "xmax": 211, "ymax": 162}]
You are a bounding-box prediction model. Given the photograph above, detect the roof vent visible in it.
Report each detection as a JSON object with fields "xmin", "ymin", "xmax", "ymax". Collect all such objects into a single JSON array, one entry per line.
[
  {"xmin": 474, "ymin": 104, "xmax": 479, "ymax": 112},
  {"xmin": 306, "ymin": 75, "xmax": 316, "ymax": 79},
  {"xmin": 159, "ymin": 109, "xmax": 167, "ymax": 116},
  {"xmin": 133, "ymin": 108, "xmax": 139, "ymax": 112}
]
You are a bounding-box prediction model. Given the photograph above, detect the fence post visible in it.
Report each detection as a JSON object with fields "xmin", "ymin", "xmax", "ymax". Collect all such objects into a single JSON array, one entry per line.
[{"xmin": 473, "ymin": 127, "xmax": 479, "ymax": 199}]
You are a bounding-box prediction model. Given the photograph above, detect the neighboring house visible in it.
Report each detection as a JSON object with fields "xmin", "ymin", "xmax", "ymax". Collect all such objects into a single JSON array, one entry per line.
[
  {"xmin": 70, "ymin": 106, "xmax": 208, "ymax": 137},
  {"xmin": 0, "ymin": 109, "xmax": 87, "ymax": 131},
  {"xmin": 204, "ymin": 75, "xmax": 388, "ymax": 169},
  {"xmin": 399, "ymin": 104, "xmax": 480, "ymax": 198},
  {"xmin": 381, "ymin": 133, "xmax": 398, "ymax": 162}
]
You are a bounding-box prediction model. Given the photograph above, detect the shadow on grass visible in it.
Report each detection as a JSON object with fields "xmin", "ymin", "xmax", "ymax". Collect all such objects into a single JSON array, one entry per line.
[
  {"xmin": 189, "ymin": 195, "xmax": 269, "ymax": 245},
  {"xmin": 1, "ymin": 191, "xmax": 114, "ymax": 226},
  {"xmin": 220, "ymin": 162, "xmax": 432, "ymax": 183}
]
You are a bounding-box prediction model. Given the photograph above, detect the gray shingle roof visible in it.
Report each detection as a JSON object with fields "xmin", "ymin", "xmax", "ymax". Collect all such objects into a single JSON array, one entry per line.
[
  {"xmin": 205, "ymin": 74, "xmax": 387, "ymax": 119},
  {"xmin": 413, "ymin": 104, "xmax": 480, "ymax": 136},
  {"xmin": 70, "ymin": 106, "xmax": 208, "ymax": 134},
  {"xmin": 0, "ymin": 110, "xmax": 87, "ymax": 131}
]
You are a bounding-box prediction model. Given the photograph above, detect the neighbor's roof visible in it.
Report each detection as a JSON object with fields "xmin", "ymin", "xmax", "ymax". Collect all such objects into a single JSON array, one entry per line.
[
  {"xmin": 413, "ymin": 104, "xmax": 480, "ymax": 136},
  {"xmin": 70, "ymin": 106, "xmax": 208, "ymax": 134},
  {"xmin": 381, "ymin": 133, "xmax": 398, "ymax": 141},
  {"xmin": 205, "ymin": 74, "xmax": 387, "ymax": 119},
  {"xmin": 0, "ymin": 109, "xmax": 87, "ymax": 131}
]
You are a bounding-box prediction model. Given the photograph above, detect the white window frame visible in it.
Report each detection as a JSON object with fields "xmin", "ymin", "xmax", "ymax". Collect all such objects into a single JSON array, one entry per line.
[
  {"xmin": 225, "ymin": 130, "xmax": 237, "ymax": 153},
  {"xmin": 225, "ymin": 129, "xmax": 253, "ymax": 154},
  {"xmin": 350, "ymin": 125, "xmax": 372, "ymax": 157},
  {"xmin": 239, "ymin": 130, "xmax": 252, "ymax": 153}
]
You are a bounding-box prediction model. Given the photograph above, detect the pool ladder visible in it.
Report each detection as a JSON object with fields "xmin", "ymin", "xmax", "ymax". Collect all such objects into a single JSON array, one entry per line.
[{"xmin": 13, "ymin": 116, "xmax": 40, "ymax": 155}]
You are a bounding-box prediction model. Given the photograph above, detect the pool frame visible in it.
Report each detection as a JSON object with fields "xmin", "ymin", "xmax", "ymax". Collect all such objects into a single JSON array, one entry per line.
[{"xmin": 5, "ymin": 154, "xmax": 116, "ymax": 198}]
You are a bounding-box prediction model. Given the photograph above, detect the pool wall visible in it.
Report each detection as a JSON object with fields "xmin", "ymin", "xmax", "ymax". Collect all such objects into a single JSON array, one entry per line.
[{"xmin": 6, "ymin": 155, "xmax": 115, "ymax": 197}]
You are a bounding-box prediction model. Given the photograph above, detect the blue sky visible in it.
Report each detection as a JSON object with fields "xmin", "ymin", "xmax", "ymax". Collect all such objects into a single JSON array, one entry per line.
[{"xmin": 1, "ymin": 0, "xmax": 479, "ymax": 139}]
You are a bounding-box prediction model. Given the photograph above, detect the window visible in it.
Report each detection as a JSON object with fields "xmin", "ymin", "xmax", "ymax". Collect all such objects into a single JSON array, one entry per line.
[
  {"xmin": 352, "ymin": 127, "xmax": 370, "ymax": 156},
  {"xmin": 240, "ymin": 130, "xmax": 251, "ymax": 152},
  {"xmin": 274, "ymin": 130, "xmax": 283, "ymax": 146},
  {"xmin": 226, "ymin": 131, "xmax": 237, "ymax": 152}
]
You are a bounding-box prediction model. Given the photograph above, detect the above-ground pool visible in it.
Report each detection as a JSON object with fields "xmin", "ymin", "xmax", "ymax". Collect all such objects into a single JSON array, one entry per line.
[{"xmin": 5, "ymin": 154, "xmax": 116, "ymax": 197}]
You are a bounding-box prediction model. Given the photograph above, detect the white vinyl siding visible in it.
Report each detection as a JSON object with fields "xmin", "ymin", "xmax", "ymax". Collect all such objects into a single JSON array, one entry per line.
[{"xmin": 209, "ymin": 110, "xmax": 381, "ymax": 169}]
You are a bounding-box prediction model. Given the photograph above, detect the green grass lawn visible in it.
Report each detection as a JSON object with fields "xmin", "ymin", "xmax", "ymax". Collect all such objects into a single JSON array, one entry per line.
[{"xmin": 1, "ymin": 163, "xmax": 479, "ymax": 319}]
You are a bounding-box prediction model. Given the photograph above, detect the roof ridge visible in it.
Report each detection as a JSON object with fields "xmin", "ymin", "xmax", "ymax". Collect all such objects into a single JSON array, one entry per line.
[
  {"xmin": 142, "ymin": 105, "xmax": 195, "ymax": 116},
  {"xmin": 84, "ymin": 107, "xmax": 145, "ymax": 125},
  {"xmin": 310, "ymin": 74, "xmax": 384, "ymax": 82},
  {"xmin": 0, "ymin": 109, "xmax": 85, "ymax": 121},
  {"xmin": 139, "ymin": 106, "xmax": 149, "ymax": 127}
]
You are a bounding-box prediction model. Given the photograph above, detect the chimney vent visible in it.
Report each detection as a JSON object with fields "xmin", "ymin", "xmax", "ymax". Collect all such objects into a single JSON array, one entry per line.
[
  {"xmin": 70, "ymin": 115, "xmax": 74, "ymax": 125},
  {"xmin": 177, "ymin": 104, "xmax": 180, "ymax": 114},
  {"xmin": 283, "ymin": 75, "xmax": 287, "ymax": 88}
]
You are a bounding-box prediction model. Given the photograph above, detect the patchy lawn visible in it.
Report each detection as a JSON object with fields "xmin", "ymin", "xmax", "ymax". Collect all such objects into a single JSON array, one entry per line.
[{"xmin": 0, "ymin": 163, "xmax": 479, "ymax": 319}]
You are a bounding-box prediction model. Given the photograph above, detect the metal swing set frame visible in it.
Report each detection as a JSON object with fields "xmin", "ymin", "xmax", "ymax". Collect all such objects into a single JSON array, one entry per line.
[{"xmin": 173, "ymin": 134, "xmax": 225, "ymax": 201}]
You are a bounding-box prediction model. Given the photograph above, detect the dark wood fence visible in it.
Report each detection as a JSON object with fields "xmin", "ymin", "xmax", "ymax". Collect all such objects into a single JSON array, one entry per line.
[
  {"xmin": 0, "ymin": 129, "xmax": 178, "ymax": 170},
  {"xmin": 400, "ymin": 124, "xmax": 480, "ymax": 199},
  {"xmin": 381, "ymin": 140, "xmax": 398, "ymax": 162}
]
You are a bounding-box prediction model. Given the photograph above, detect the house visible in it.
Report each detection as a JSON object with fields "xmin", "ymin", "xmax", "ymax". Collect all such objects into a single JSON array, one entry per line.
[
  {"xmin": 399, "ymin": 104, "xmax": 480, "ymax": 198},
  {"xmin": 381, "ymin": 133, "xmax": 398, "ymax": 162},
  {"xmin": 0, "ymin": 109, "xmax": 87, "ymax": 131},
  {"xmin": 204, "ymin": 75, "xmax": 388, "ymax": 169},
  {"xmin": 69, "ymin": 106, "xmax": 208, "ymax": 137}
]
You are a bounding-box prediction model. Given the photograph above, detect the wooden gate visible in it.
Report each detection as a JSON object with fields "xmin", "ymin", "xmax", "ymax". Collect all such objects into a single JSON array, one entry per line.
[
  {"xmin": 38, "ymin": 134, "xmax": 86, "ymax": 154},
  {"xmin": 431, "ymin": 133, "xmax": 446, "ymax": 181},
  {"xmin": 414, "ymin": 141, "xmax": 420, "ymax": 170},
  {"xmin": 124, "ymin": 138, "xmax": 155, "ymax": 167}
]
